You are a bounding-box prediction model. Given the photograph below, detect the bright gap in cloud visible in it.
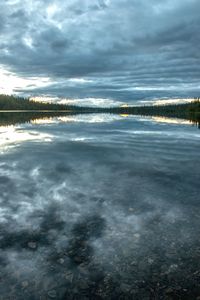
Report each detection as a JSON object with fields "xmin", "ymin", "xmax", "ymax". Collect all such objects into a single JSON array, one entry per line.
[
  {"xmin": 59, "ymin": 97, "xmax": 123, "ymax": 107},
  {"xmin": 23, "ymin": 36, "xmax": 34, "ymax": 49},
  {"xmin": 30, "ymin": 96, "xmax": 123, "ymax": 107},
  {"xmin": 0, "ymin": 67, "xmax": 52, "ymax": 95},
  {"xmin": 139, "ymin": 98, "xmax": 194, "ymax": 106},
  {"xmin": 68, "ymin": 78, "xmax": 93, "ymax": 84},
  {"xmin": 47, "ymin": 4, "xmax": 58, "ymax": 18}
]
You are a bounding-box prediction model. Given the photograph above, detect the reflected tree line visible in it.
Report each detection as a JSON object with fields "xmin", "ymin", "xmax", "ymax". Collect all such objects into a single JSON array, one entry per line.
[
  {"xmin": 0, "ymin": 111, "xmax": 78, "ymax": 126},
  {"xmin": 109, "ymin": 99, "xmax": 200, "ymax": 128},
  {"xmin": 0, "ymin": 94, "xmax": 199, "ymax": 128}
]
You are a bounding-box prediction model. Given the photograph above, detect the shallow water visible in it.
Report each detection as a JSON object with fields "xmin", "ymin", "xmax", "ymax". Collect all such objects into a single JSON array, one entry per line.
[{"xmin": 0, "ymin": 113, "xmax": 200, "ymax": 299}]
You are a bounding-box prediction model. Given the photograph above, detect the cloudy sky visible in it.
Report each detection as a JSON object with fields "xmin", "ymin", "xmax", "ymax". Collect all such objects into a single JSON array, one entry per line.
[{"xmin": 0, "ymin": 0, "xmax": 200, "ymax": 105}]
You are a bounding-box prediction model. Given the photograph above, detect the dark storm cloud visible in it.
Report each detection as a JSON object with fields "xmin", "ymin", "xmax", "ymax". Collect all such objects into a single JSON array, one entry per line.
[{"xmin": 0, "ymin": 0, "xmax": 200, "ymax": 102}]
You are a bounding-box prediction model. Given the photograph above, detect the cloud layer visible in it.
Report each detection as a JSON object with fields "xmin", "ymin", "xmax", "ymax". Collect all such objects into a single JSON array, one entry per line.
[{"xmin": 0, "ymin": 0, "xmax": 200, "ymax": 102}]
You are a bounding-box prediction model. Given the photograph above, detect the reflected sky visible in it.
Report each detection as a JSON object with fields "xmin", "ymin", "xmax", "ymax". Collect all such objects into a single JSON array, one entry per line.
[
  {"xmin": 0, "ymin": 113, "xmax": 200, "ymax": 299},
  {"xmin": 0, "ymin": 125, "xmax": 52, "ymax": 153},
  {"xmin": 151, "ymin": 116, "xmax": 191, "ymax": 125},
  {"xmin": 31, "ymin": 113, "xmax": 122, "ymax": 125},
  {"xmin": 0, "ymin": 113, "xmax": 199, "ymax": 153}
]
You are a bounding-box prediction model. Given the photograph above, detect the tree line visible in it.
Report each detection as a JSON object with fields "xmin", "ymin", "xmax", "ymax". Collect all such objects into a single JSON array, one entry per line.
[{"xmin": 0, "ymin": 94, "xmax": 199, "ymax": 126}]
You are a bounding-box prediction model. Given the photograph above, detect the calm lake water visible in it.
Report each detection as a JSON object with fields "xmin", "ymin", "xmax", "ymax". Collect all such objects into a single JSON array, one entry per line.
[{"xmin": 0, "ymin": 113, "xmax": 200, "ymax": 300}]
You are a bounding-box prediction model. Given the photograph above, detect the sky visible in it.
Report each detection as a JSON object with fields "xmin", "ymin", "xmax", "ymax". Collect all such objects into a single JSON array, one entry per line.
[{"xmin": 0, "ymin": 0, "xmax": 200, "ymax": 106}]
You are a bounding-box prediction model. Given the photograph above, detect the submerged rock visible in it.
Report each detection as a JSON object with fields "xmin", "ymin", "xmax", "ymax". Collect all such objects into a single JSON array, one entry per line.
[
  {"xmin": 27, "ymin": 242, "xmax": 37, "ymax": 249},
  {"xmin": 21, "ymin": 281, "xmax": 29, "ymax": 288},
  {"xmin": 47, "ymin": 289, "xmax": 57, "ymax": 298},
  {"xmin": 58, "ymin": 258, "xmax": 65, "ymax": 264}
]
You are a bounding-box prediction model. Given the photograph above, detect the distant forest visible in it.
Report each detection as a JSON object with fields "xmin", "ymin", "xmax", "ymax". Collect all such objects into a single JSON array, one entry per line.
[
  {"xmin": 0, "ymin": 94, "xmax": 199, "ymax": 126},
  {"xmin": 0, "ymin": 94, "xmax": 83, "ymax": 111}
]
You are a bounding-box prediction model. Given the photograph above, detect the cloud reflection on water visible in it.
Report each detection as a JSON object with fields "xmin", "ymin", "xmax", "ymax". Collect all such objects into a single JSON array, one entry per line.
[
  {"xmin": 0, "ymin": 125, "xmax": 52, "ymax": 153},
  {"xmin": 0, "ymin": 113, "xmax": 200, "ymax": 299},
  {"xmin": 0, "ymin": 113, "xmax": 199, "ymax": 154},
  {"xmin": 32, "ymin": 114, "xmax": 122, "ymax": 124}
]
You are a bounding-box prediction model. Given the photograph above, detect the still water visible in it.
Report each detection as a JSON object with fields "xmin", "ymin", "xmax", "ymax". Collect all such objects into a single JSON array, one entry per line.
[{"xmin": 0, "ymin": 113, "xmax": 199, "ymax": 300}]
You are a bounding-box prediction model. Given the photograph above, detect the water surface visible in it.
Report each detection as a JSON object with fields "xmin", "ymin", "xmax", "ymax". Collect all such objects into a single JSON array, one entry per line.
[{"xmin": 0, "ymin": 113, "xmax": 199, "ymax": 299}]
